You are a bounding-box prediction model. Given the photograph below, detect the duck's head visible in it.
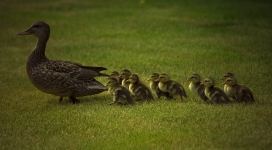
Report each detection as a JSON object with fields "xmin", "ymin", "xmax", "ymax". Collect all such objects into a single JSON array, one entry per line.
[
  {"xmin": 17, "ymin": 21, "xmax": 50, "ymax": 38},
  {"xmin": 220, "ymin": 72, "xmax": 234, "ymax": 81},
  {"xmin": 157, "ymin": 73, "xmax": 170, "ymax": 83},
  {"xmin": 187, "ymin": 73, "xmax": 201, "ymax": 83},
  {"xmin": 120, "ymin": 69, "xmax": 131, "ymax": 79},
  {"xmin": 110, "ymin": 71, "xmax": 120, "ymax": 78},
  {"xmin": 222, "ymin": 77, "xmax": 237, "ymax": 86},
  {"xmin": 203, "ymin": 78, "xmax": 215, "ymax": 87},
  {"xmin": 127, "ymin": 74, "xmax": 139, "ymax": 84},
  {"xmin": 106, "ymin": 77, "xmax": 119, "ymax": 87},
  {"xmin": 148, "ymin": 73, "xmax": 159, "ymax": 82}
]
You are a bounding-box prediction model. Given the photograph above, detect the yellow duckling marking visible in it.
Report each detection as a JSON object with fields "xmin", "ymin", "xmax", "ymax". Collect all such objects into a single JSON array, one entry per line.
[
  {"xmin": 109, "ymin": 71, "xmax": 122, "ymax": 85},
  {"xmin": 187, "ymin": 73, "xmax": 208, "ymax": 101},
  {"xmin": 148, "ymin": 73, "xmax": 171, "ymax": 99},
  {"xmin": 223, "ymin": 77, "xmax": 254, "ymax": 103},
  {"xmin": 120, "ymin": 69, "xmax": 131, "ymax": 89},
  {"xmin": 220, "ymin": 72, "xmax": 235, "ymax": 93},
  {"xmin": 203, "ymin": 77, "xmax": 231, "ymax": 104},
  {"xmin": 127, "ymin": 74, "xmax": 154, "ymax": 101},
  {"xmin": 106, "ymin": 77, "xmax": 134, "ymax": 105},
  {"xmin": 157, "ymin": 73, "xmax": 187, "ymax": 100}
]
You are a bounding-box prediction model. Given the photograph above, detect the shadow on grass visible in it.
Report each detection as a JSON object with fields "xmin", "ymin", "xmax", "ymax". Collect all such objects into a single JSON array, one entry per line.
[{"xmin": 46, "ymin": 94, "xmax": 110, "ymax": 105}]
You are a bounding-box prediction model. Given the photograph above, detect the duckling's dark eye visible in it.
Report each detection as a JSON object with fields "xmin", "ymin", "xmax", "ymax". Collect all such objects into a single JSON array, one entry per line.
[{"xmin": 33, "ymin": 24, "xmax": 40, "ymax": 28}]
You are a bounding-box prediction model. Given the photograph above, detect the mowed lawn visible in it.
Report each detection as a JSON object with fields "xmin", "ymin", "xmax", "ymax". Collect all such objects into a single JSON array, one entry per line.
[{"xmin": 0, "ymin": 0, "xmax": 272, "ymax": 149}]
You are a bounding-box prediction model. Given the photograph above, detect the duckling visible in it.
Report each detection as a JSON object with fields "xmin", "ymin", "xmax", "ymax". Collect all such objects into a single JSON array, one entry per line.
[
  {"xmin": 202, "ymin": 78, "xmax": 231, "ymax": 104},
  {"xmin": 157, "ymin": 73, "xmax": 187, "ymax": 100},
  {"xmin": 220, "ymin": 72, "xmax": 235, "ymax": 81},
  {"xmin": 127, "ymin": 74, "xmax": 154, "ymax": 101},
  {"xmin": 147, "ymin": 73, "xmax": 171, "ymax": 99},
  {"xmin": 222, "ymin": 77, "xmax": 254, "ymax": 103},
  {"xmin": 106, "ymin": 77, "xmax": 134, "ymax": 105},
  {"xmin": 120, "ymin": 69, "xmax": 131, "ymax": 89},
  {"xmin": 17, "ymin": 21, "xmax": 108, "ymax": 104},
  {"xmin": 109, "ymin": 71, "xmax": 123, "ymax": 85},
  {"xmin": 220, "ymin": 72, "xmax": 235, "ymax": 93},
  {"xmin": 187, "ymin": 73, "xmax": 208, "ymax": 101}
]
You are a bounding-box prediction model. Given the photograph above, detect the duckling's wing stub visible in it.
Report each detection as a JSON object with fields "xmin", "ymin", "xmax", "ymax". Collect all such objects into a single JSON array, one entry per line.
[
  {"xmin": 238, "ymin": 88, "xmax": 255, "ymax": 102},
  {"xmin": 115, "ymin": 88, "xmax": 134, "ymax": 104},
  {"xmin": 172, "ymin": 83, "xmax": 187, "ymax": 98}
]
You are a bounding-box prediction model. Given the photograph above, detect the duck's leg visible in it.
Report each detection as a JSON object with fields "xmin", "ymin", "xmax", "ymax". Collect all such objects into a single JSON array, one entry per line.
[
  {"xmin": 59, "ymin": 97, "xmax": 63, "ymax": 103},
  {"xmin": 69, "ymin": 96, "xmax": 80, "ymax": 104}
]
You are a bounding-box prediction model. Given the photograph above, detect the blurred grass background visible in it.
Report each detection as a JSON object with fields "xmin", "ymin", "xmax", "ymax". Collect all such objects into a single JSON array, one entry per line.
[{"xmin": 0, "ymin": 0, "xmax": 271, "ymax": 149}]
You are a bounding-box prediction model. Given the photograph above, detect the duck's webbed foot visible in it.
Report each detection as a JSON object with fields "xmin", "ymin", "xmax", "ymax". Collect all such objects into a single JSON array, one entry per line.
[{"xmin": 69, "ymin": 96, "xmax": 80, "ymax": 104}]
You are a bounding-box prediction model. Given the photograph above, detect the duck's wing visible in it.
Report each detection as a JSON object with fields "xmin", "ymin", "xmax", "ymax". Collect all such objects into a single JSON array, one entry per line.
[{"xmin": 44, "ymin": 60, "xmax": 108, "ymax": 81}]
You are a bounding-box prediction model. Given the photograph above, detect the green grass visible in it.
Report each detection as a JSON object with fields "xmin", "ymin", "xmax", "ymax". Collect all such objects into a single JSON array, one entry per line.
[{"xmin": 1, "ymin": 0, "xmax": 272, "ymax": 149}]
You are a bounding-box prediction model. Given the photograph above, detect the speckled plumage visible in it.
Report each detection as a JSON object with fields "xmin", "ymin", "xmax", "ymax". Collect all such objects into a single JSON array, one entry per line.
[
  {"xmin": 127, "ymin": 74, "xmax": 154, "ymax": 101},
  {"xmin": 106, "ymin": 77, "xmax": 134, "ymax": 105},
  {"xmin": 203, "ymin": 78, "xmax": 231, "ymax": 104},
  {"xmin": 17, "ymin": 21, "xmax": 108, "ymax": 103}
]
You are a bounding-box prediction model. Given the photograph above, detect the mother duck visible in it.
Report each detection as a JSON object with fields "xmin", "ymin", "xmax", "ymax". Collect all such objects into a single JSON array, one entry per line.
[{"xmin": 17, "ymin": 21, "xmax": 108, "ymax": 104}]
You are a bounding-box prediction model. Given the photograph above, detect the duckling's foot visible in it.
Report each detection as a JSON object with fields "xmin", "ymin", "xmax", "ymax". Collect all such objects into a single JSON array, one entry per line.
[
  {"xmin": 69, "ymin": 96, "xmax": 80, "ymax": 104},
  {"xmin": 59, "ymin": 97, "xmax": 63, "ymax": 103}
]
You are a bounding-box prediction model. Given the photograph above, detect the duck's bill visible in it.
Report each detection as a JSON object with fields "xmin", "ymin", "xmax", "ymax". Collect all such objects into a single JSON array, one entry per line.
[{"xmin": 16, "ymin": 30, "xmax": 31, "ymax": 35}]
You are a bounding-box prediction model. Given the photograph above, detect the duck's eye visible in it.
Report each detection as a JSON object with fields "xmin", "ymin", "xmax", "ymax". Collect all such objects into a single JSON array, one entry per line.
[{"xmin": 33, "ymin": 24, "xmax": 40, "ymax": 28}]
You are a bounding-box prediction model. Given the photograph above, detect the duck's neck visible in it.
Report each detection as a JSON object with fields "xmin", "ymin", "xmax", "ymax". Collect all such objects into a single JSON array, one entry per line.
[
  {"xmin": 27, "ymin": 35, "xmax": 49, "ymax": 69},
  {"xmin": 32, "ymin": 35, "xmax": 49, "ymax": 59}
]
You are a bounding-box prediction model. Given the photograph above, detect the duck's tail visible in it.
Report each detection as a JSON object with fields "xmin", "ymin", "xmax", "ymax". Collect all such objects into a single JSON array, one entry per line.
[{"xmin": 83, "ymin": 66, "xmax": 109, "ymax": 77}]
